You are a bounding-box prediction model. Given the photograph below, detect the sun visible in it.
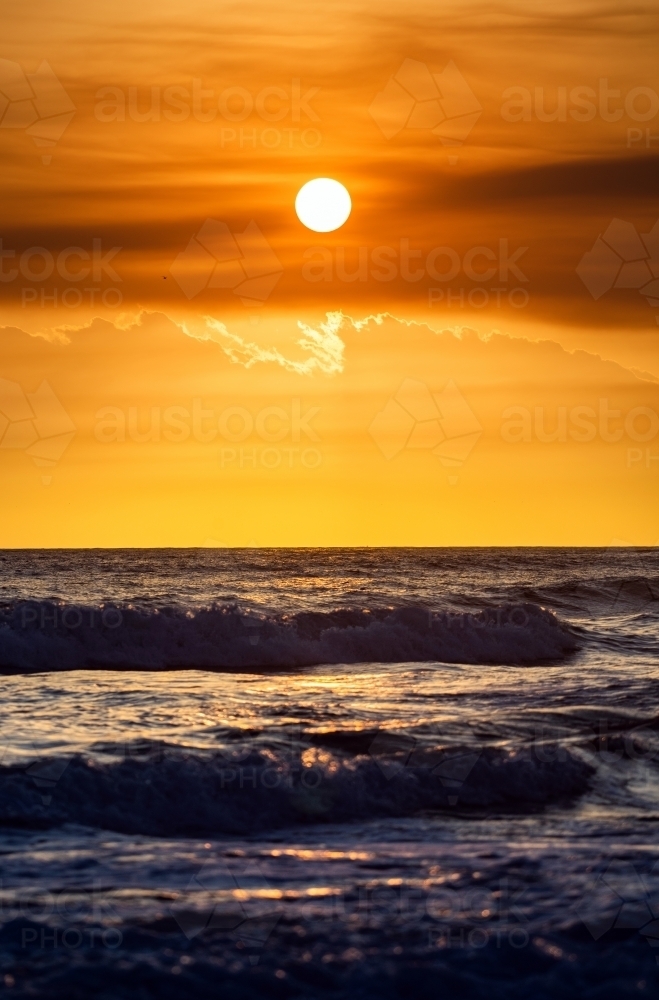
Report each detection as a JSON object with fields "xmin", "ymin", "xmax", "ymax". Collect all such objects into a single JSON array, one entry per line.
[{"xmin": 295, "ymin": 178, "xmax": 352, "ymax": 232}]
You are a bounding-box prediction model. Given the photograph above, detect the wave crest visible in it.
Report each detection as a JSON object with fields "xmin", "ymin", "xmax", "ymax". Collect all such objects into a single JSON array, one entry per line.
[
  {"xmin": 0, "ymin": 600, "xmax": 578, "ymax": 672},
  {"xmin": 0, "ymin": 743, "xmax": 594, "ymax": 835}
]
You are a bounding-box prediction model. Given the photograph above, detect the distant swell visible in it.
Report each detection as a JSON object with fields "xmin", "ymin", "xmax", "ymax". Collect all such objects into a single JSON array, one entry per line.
[
  {"xmin": 0, "ymin": 745, "xmax": 594, "ymax": 835},
  {"xmin": 0, "ymin": 601, "xmax": 578, "ymax": 672}
]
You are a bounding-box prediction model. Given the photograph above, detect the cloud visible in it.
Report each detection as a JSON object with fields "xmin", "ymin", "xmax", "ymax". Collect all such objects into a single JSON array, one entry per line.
[
  {"xmin": 0, "ymin": 308, "xmax": 657, "ymax": 544},
  {"xmin": 398, "ymin": 154, "xmax": 659, "ymax": 207},
  {"xmin": 202, "ymin": 311, "xmax": 345, "ymax": 375}
]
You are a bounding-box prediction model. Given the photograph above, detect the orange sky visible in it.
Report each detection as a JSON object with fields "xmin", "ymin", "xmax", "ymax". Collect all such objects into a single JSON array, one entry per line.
[{"xmin": 1, "ymin": 0, "xmax": 658, "ymax": 545}]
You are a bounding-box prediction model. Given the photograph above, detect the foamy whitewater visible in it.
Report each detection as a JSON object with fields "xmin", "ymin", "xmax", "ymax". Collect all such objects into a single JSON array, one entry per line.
[{"xmin": 0, "ymin": 548, "xmax": 658, "ymax": 998}]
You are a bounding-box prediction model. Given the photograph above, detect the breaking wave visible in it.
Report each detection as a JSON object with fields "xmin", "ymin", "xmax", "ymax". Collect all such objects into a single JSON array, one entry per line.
[
  {"xmin": 0, "ymin": 601, "xmax": 578, "ymax": 672},
  {"xmin": 0, "ymin": 743, "xmax": 594, "ymax": 835}
]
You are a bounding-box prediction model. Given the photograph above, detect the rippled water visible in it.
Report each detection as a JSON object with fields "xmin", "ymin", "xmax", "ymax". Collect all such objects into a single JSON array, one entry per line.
[{"xmin": 1, "ymin": 548, "xmax": 658, "ymax": 997}]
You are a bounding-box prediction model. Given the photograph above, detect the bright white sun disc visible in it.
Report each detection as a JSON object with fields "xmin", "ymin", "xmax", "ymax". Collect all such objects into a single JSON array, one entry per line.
[{"xmin": 295, "ymin": 178, "xmax": 351, "ymax": 232}]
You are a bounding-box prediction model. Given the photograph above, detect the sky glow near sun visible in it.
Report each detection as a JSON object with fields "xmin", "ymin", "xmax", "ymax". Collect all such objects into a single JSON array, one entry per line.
[{"xmin": 0, "ymin": 0, "xmax": 658, "ymax": 546}]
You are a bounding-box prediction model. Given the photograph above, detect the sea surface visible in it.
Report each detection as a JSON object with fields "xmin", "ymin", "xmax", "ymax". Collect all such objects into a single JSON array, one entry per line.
[{"xmin": 0, "ymin": 547, "xmax": 658, "ymax": 998}]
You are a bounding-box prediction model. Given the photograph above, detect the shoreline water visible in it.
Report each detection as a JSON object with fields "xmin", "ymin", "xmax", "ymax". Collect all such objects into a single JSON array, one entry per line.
[{"xmin": 0, "ymin": 548, "xmax": 657, "ymax": 996}]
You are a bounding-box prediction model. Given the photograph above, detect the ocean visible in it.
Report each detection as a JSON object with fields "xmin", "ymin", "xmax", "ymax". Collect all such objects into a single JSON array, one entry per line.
[{"xmin": 0, "ymin": 547, "xmax": 658, "ymax": 998}]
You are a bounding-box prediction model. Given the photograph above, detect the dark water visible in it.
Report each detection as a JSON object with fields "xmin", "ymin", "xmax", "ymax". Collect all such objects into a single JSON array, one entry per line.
[{"xmin": 0, "ymin": 548, "xmax": 658, "ymax": 997}]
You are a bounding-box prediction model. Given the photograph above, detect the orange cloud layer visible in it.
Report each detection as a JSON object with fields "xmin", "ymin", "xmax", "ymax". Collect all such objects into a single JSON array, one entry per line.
[
  {"xmin": 2, "ymin": 0, "xmax": 658, "ymax": 542},
  {"xmin": 0, "ymin": 312, "xmax": 656, "ymax": 545}
]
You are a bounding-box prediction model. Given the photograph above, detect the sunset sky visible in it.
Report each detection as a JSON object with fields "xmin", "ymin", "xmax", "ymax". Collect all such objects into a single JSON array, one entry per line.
[{"xmin": 1, "ymin": 0, "xmax": 658, "ymax": 545}]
